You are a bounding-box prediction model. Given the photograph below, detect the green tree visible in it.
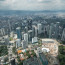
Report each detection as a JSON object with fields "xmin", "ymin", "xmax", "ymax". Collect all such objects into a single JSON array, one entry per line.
[{"xmin": 12, "ymin": 47, "xmax": 17, "ymax": 54}]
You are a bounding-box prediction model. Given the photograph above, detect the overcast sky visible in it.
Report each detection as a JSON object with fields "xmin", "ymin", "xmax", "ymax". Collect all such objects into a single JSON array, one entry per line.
[{"xmin": 0, "ymin": 0, "xmax": 65, "ymax": 11}]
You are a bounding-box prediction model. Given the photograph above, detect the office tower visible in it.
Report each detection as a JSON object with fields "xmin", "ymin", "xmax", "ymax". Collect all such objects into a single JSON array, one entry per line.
[
  {"xmin": 22, "ymin": 32, "xmax": 25, "ymax": 40},
  {"xmin": 58, "ymin": 26, "xmax": 63, "ymax": 39},
  {"xmin": 32, "ymin": 25, "xmax": 35, "ymax": 38},
  {"xmin": 35, "ymin": 26, "xmax": 38, "ymax": 37},
  {"xmin": 42, "ymin": 20, "xmax": 47, "ymax": 33},
  {"xmin": 15, "ymin": 23, "xmax": 18, "ymax": 28},
  {"xmin": 46, "ymin": 25, "xmax": 50, "ymax": 35},
  {"xmin": 37, "ymin": 23, "xmax": 42, "ymax": 34},
  {"xmin": 28, "ymin": 30, "xmax": 32, "ymax": 42},
  {"xmin": 51, "ymin": 23, "xmax": 55, "ymax": 33},
  {"xmin": 4, "ymin": 27, "xmax": 9, "ymax": 35},
  {"xmin": 24, "ymin": 33, "xmax": 28, "ymax": 45},
  {"xmin": 10, "ymin": 31, "xmax": 14, "ymax": 37},
  {"xmin": 14, "ymin": 22, "xmax": 19, "ymax": 30},
  {"xmin": 61, "ymin": 28, "xmax": 65, "ymax": 41},
  {"xmin": 22, "ymin": 22, "xmax": 25, "ymax": 31},
  {"xmin": 8, "ymin": 20, "xmax": 11, "ymax": 33},
  {"xmin": 22, "ymin": 40, "xmax": 27, "ymax": 49},
  {"xmin": 32, "ymin": 25, "xmax": 38, "ymax": 37},
  {"xmin": 49, "ymin": 23, "xmax": 54, "ymax": 38},
  {"xmin": 59, "ymin": 26, "xmax": 63, "ymax": 34},
  {"xmin": 49, "ymin": 26, "xmax": 52, "ymax": 38},
  {"xmin": 0, "ymin": 28, "xmax": 5, "ymax": 36},
  {"xmin": 25, "ymin": 27, "xmax": 28, "ymax": 33},
  {"xmin": 4, "ymin": 35, "xmax": 9, "ymax": 45},
  {"xmin": 16, "ymin": 39, "xmax": 21, "ymax": 48},
  {"xmin": 16, "ymin": 27, "xmax": 22, "ymax": 40},
  {"xmin": 18, "ymin": 22, "xmax": 22, "ymax": 29},
  {"xmin": 43, "ymin": 25, "xmax": 49, "ymax": 38},
  {"xmin": 2, "ymin": 28, "xmax": 5, "ymax": 36},
  {"xmin": 55, "ymin": 22, "xmax": 60, "ymax": 39},
  {"xmin": 27, "ymin": 19, "xmax": 32, "ymax": 30}
]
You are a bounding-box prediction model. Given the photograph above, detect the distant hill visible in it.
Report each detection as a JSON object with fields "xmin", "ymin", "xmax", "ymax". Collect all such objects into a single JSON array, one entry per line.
[{"xmin": 0, "ymin": 10, "xmax": 65, "ymax": 15}]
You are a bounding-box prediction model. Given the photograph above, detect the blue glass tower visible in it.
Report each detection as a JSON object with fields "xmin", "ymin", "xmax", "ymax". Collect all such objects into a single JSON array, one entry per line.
[{"xmin": 16, "ymin": 27, "xmax": 21, "ymax": 40}]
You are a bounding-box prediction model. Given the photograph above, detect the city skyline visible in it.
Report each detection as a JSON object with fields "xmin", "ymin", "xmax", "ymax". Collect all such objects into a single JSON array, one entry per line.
[{"xmin": 0, "ymin": 0, "xmax": 65, "ymax": 64}]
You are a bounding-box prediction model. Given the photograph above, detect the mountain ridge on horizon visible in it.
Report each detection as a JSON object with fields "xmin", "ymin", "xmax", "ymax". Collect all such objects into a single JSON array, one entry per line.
[{"xmin": 0, "ymin": 10, "xmax": 65, "ymax": 15}]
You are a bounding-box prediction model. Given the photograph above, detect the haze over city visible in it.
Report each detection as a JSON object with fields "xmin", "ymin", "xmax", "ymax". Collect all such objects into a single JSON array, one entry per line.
[{"xmin": 0, "ymin": 0, "xmax": 65, "ymax": 65}]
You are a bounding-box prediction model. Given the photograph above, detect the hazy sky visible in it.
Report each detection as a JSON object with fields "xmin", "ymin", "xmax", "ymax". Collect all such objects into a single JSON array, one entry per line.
[{"xmin": 0, "ymin": 0, "xmax": 65, "ymax": 11}]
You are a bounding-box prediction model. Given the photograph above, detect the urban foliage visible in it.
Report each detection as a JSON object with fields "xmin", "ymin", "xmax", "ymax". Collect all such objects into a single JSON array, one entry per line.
[
  {"xmin": 58, "ymin": 45, "xmax": 65, "ymax": 65},
  {"xmin": 0, "ymin": 45, "xmax": 8, "ymax": 56},
  {"xmin": 12, "ymin": 47, "xmax": 17, "ymax": 54},
  {"xmin": 17, "ymin": 55, "xmax": 24, "ymax": 65},
  {"xmin": 9, "ymin": 37, "xmax": 13, "ymax": 41},
  {"xmin": 17, "ymin": 50, "xmax": 36, "ymax": 65},
  {"xmin": 61, "ymin": 41, "xmax": 65, "ymax": 44},
  {"xmin": 24, "ymin": 50, "xmax": 36, "ymax": 58}
]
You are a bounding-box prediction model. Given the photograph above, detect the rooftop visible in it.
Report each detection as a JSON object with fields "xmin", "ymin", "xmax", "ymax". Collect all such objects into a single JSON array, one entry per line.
[
  {"xmin": 16, "ymin": 27, "xmax": 21, "ymax": 29},
  {"xmin": 42, "ymin": 39, "xmax": 55, "ymax": 43}
]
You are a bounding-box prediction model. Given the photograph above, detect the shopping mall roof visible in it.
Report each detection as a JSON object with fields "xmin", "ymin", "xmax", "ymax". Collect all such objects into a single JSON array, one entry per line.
[{"xmin": 42, "ymin": 39, "xmax": 55, "ymax": 43}]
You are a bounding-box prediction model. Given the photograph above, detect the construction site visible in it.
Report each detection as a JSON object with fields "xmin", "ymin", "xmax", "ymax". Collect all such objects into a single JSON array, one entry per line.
[{"xmin": 41, "ymin": 38, "xmax": 59, "ymax": 65}]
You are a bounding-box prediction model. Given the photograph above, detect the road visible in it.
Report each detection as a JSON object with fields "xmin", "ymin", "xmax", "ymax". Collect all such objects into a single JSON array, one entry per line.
[{"xmin": 7, "ymin": 45, "xmax": 18, "ymax": 65}]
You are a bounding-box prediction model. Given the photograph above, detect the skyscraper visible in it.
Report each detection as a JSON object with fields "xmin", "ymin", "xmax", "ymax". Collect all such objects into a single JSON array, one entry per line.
[
  {"xmin": 8, "ymin": 20, "xmax": 11, "ymax": 33},
  {"xmin": 28, "ymin": 30, "xmax": 32, "ymax": 42},
  {"xmin": 61, "ymin": 28, "xmax": 65, "ymax": 41},
  {"xmin": 22, "ymin": 40, "xmax": 27, "ymax": 49},
  {"xmin": 37, "ymin": 23, "xmax": 42, "ymax": 34},
  {"xmin": 49, "ymin": 25, "xmax": 53, "ymax": 38},
  {"xmin": 32, "ymin": 25, "xmax": 38, "ymax": 37},
  {"xmin": 24, "ymin": 33, "xmax": 28, "ymax": 46},
  {"xmin": 16, "ymin": 27, "xmax": 22, "ymax": 40},
  {"xmin": 49, "ymin": 23, "xmax": 54, "ymax": 38},
  {"xmin": 27, "ymin": 19, "xmax": 32, "ymax": 30},
  {"xmin": 35, "ymin": 26, "xmax": 38, "ymax": 37},
  {"xmin": 10, "ymin": 31, "xmax": 14, "ymax": 37},
  {"xmin": 55, "ymin": 22, "xmax": 60, "ymax": 39},
  {"xmin": 32, "ymin": 25, "xmax": 35, "ymax": 38},
  {"xmin": 4, "ymin": 35, "xmax": 9, "ymax": 45},
  {"xmin": 15, "ymin": 22, "xmax": 19, "ymax": 30},
  {"xmin": 16, "ymin": 39, "xmax": 21, "ymax": 48},
  {"xmin": 42, "ymin": 20, "xmax": 47, "ymax": 34},
  {"xmin": 25, "ymin": 26, "xmax": 28, "ymax": 33},
  {"xmin": 0, "ymin": 28, "xmax": 5, "ymax": 36}
]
